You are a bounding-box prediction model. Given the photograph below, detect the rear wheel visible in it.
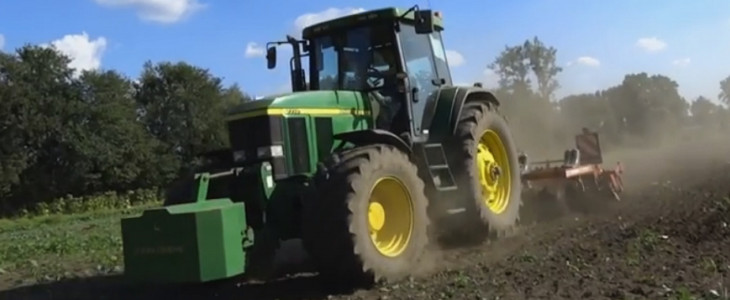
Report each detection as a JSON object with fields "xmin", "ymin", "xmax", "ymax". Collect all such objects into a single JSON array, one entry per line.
[
  {"xmin": 443, "ymin": 101, "xmax": 523, "ymax": 245},
  {"xmin": 302, "ymin": 144, "xmax": 430, "ymax": 285}
]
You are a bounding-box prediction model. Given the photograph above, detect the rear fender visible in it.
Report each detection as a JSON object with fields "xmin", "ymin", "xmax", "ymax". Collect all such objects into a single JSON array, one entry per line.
[
  {"xmin": 333, "ymin": 129, "xmax": 412, "ymax": 154},
  {"xmin": 423, "ymin": 86, "xmax": 501, "ymax": 141}
]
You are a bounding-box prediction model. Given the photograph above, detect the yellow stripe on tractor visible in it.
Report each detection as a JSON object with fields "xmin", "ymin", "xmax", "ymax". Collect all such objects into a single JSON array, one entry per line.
[{"xmin": 226, "ymin": 108, "xmax": 371, "ymax": 121}]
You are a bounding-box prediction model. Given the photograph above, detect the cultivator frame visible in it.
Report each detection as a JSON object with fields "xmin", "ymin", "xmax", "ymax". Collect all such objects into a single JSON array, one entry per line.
[{"xmin": 519, "ymin": 129, "xmax": 625, "ymax": 220}]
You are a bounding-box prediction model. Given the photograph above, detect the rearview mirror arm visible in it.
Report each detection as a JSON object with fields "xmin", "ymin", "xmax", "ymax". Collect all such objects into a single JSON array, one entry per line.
[{"xmin": 266, "ymin": 36, "xmax": 309, "ymax": 92}]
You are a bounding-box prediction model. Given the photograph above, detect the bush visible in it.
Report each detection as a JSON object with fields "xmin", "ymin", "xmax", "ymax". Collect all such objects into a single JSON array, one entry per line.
[{"xmin": 13, "ymin": 188, "xmax": 162, "ymax": 219}]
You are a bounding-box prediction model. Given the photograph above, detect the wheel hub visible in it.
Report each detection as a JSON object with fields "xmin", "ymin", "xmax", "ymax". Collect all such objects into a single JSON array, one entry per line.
[
  {"xmin": 491, "ymin": 165, "xmax": 502, "ymax": 181},
  {"xmin": 368, "ymin": 202, "xmax": 386, "ymax": 231},
  {"xmin": 476, "ymin": 130, "xmax": 512, "ymax": 215},
  {"xmin": 367, "ymin": 177, "xmax": 414, "ymax": 258}
]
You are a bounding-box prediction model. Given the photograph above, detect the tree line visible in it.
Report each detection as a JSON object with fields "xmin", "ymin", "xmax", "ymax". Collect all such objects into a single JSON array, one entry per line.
[
  {"xmin": 1, "ymin": 39, "xmax": 729, "ymax": 215},
  {"xmin": 488, "ymin": 37, "xmax": 730, "ymax": 156},
  {"xmin": 0, "ymin": 45, "xmax": 251, "ymax": 214}
]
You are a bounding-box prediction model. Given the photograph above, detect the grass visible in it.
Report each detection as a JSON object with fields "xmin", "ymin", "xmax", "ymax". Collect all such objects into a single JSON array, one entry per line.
[{"xmin": 0, "ymin": 191, "xmax": 162, "ymax": 289}]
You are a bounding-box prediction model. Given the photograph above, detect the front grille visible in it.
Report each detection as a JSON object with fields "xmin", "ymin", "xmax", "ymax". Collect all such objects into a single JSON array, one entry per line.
[
  {"xmin": 228, "ymin": 115, "xmax": 283, "ymax": 152},
  {"xmin": 227, "ymin": 115, "xmax": 283, "ymax": 164},
  {"xmin": 287, "ymin": 117, "xmax": 310, "ymax": 174},
  {"xmin": 315, "ymin": 117, "xmax": 333, "ymax": 161}
]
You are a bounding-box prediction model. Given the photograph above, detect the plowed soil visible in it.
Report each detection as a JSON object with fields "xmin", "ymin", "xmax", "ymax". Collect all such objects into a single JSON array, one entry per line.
[{"xmin": 2, "ymin": 137, "xmax": 729, "ymax": 300}]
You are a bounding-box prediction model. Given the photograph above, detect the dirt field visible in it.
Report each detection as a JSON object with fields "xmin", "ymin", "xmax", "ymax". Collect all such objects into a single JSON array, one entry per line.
[{"xmin": 1, "ymin": 137, "xmax": 729, "ymax": 300}]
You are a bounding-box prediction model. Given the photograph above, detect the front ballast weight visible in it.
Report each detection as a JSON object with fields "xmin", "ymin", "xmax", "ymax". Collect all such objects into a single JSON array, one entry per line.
[
  {"xmin": 120, "ymin": 168, "xmax": 256, "ymax": 284},
  {"xmin": 518, "ymin": 129, "xmax": 625, "ymax": 222}
]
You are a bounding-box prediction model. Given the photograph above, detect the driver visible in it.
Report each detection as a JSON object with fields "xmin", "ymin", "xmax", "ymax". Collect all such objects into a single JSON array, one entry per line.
[{"xmin": 370, "ymin": 47, "xmax": 402, "ymax": 130}]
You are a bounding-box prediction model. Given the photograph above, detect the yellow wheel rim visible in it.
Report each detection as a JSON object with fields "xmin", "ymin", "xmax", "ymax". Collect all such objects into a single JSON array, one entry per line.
[
  {"xmin": 367, "ymin": 177, "xmax": 414, "ymax": 257},
  {"xmin": 476, "ymin": 129, "xmax": 512, "ymax": 214}
]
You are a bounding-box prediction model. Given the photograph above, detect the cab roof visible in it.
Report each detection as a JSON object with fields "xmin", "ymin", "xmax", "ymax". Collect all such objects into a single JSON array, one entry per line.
[{"xmin": 301, "ymin": 7, "xmax": 444, "ymax": 39}]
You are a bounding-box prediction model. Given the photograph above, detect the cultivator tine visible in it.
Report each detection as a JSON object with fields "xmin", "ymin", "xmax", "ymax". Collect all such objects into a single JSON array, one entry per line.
[
  {"xmin": 576, "ymin": 176, "xmax": 586, "ymax": 192},
  {"xmin": 606, "ymin": 162, "xmax": 625, "ymax": 201},
  {"xmin": 614, "ymin": 162, "xmax": 625, "ymax": 192}
]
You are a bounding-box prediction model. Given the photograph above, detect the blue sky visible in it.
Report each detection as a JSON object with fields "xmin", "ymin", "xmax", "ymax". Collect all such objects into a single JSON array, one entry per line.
[{"xmin": 1, "ymin": 0, "xmax": 728, "ymax": 103}]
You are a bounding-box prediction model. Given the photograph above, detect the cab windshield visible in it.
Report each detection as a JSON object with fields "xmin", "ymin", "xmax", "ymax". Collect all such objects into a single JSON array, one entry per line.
[{"xmin": 309, "ymin": 23, "xmax": 398, "ymax": 92}]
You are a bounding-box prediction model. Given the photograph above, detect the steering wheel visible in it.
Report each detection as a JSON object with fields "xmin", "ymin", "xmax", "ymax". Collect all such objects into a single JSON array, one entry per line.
[{"xmin": 365, "ymin": 66, "xmax": 386, "ymax": 88}]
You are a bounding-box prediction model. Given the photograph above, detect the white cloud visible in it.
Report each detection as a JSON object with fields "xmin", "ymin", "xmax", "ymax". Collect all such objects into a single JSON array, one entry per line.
[
  {"xmin": 294, "ymin": 7, "xmax": 365, "ymax": 32},
  {"xmin": 477, "ymin": 68, "xmax": 500, "ymax": 89},
  {"xmin": 45, "ymin": 32, "xmax": 107, "ymax": 76},
  {"xmin": 245, "ymin": 42, "xmax": 265, "ymax": 58},
  {"xmin": 576, "ymin": 56, "xmax": 601, "ymax": 67},
  {"xmin": 445, "ymin": 50, "xmax": 465, "ymax": 67},
  {"xmin": 0, "ymin": 34, "xmax": 4, "ymax": 50},
  {"xmin": 94, "ymin": 0, "xmax": 205, "ymax": 24},
  {"xmin": 636, "ymin": 37, "xmax": 667, "ymax": 53},
  {"xmin": 672, "ymin": 57, "xmax": 691, "ymax": 67}
]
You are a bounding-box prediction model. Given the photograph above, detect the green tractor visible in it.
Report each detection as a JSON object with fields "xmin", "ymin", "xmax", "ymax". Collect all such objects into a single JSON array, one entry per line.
[{"xmin": 120, "ymin": 5, "xmax": 523, "ymax": 285}]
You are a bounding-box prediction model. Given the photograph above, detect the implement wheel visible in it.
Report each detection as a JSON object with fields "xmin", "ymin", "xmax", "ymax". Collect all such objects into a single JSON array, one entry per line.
[
  {"xmin": 442, "ymin": 101, "xmax": 522, "ymax": 245},
  {"xmin": 302, "ymin": 144, "xmax": 430, "ymax": 285}
]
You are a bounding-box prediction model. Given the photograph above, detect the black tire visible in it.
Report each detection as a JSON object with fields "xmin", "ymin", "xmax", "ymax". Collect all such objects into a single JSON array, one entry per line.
[
  {"xmin": 302, "ymin": 144, "xmax": 430, "ymax": 285},
  {"xmin": 443, "ymin": 101, "xmax": 523, "ymax": 244}
]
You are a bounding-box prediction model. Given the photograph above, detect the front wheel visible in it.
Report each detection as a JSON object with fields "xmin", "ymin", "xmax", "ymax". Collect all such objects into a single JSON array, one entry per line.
[
  {"xmin": 443, "ymin": 101, "xmax": 523, "ymax": 245},
  {"xmin": 302, "ymin": 144, "xmax": 430, "ymax": 285}
]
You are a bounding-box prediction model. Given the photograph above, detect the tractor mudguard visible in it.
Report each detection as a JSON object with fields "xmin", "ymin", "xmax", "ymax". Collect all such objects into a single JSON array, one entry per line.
[
  {"xmin": 423, "ymin": 86, "xmax": 501, "ymax": 141},
  {"xmin": 334, "ymin": 129, "xmax": 412, "ymax": 153}
]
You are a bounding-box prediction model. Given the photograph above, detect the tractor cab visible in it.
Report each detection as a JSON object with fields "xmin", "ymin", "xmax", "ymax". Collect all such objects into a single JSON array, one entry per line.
[{"xmin": 265, "ymin": 6, "xmax": 452, "ymax": 141}]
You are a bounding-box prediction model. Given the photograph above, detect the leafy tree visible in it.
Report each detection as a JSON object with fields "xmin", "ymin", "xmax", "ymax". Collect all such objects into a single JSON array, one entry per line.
[
  {"xmin": 606, "ymin": 73, "xmax": 688, "ymax": 141},
  {"xmin": 524, "ymin": 37, "xmax": 562, "ymax": 100},
  {"xmin": 558, "ymin": 92, "xmax": 620, "ymax": 143},
  {"xmin": 720, "ymin": 75, "xmax": 730, "ymax": 105},
  {"xmin": 4, "ymin": 45, "xmax": 86, "ymax": 205},
  {"xmin": 134, "ymin": 61, "xmax": 237, "ymax": 180},
  {"xmin": 690, "ymin": 96, "xmax": 726, "ymax": 130},
  {"xmin": 487, "ymin": 37, "xmax": 564, "ymax": 155},
  {"xmin": 488, "ymin": 44, "xmax": 531, "ymax": 94},
  {"xmin": 690, "ymin": 96, "xmax": 717, "ymax": 120},
  {"xmin": 0, "ymin": 51, "xmax": 34, "ymax": 200},
  {"xmin": 73, "ymin": 69, "xmax": 159, "ymax": 193},
  {"xmin": 221, "ymin": 83, "xmax": 253, "ymax": 107}
]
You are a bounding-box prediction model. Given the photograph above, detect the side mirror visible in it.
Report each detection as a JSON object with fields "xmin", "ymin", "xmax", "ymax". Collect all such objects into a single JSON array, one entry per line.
[
  {"xmin": 414, "ymin": 10, "xmax": 434, "ymax": 34},
  {"xmin": 266, "ymin": 47, "xmax": 277, "ymax": 69}
]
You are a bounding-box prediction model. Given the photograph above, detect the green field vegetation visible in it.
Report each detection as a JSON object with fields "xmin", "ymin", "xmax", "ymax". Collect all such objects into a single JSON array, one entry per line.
[{"xmin": 0, "ymin": 191, "xmax": 161, "ymax": 288}]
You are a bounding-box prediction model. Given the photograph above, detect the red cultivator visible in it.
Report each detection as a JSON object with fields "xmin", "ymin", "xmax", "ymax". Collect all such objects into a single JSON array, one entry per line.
[{"xmin": 519, "ymin": 129, "xmax": 626, "ymax": 223}]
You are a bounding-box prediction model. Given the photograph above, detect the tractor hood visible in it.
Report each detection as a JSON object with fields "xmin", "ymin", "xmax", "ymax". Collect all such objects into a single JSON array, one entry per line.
[{"xmin": 226, "ymin": 90, "xmax": 371, "ymax": 121}]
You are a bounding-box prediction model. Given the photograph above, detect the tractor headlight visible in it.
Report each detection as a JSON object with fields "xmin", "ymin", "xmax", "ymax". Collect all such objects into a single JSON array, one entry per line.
[{"xmin": 257, "ymin": 145, "xmax": 284, "ymax": 158}]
